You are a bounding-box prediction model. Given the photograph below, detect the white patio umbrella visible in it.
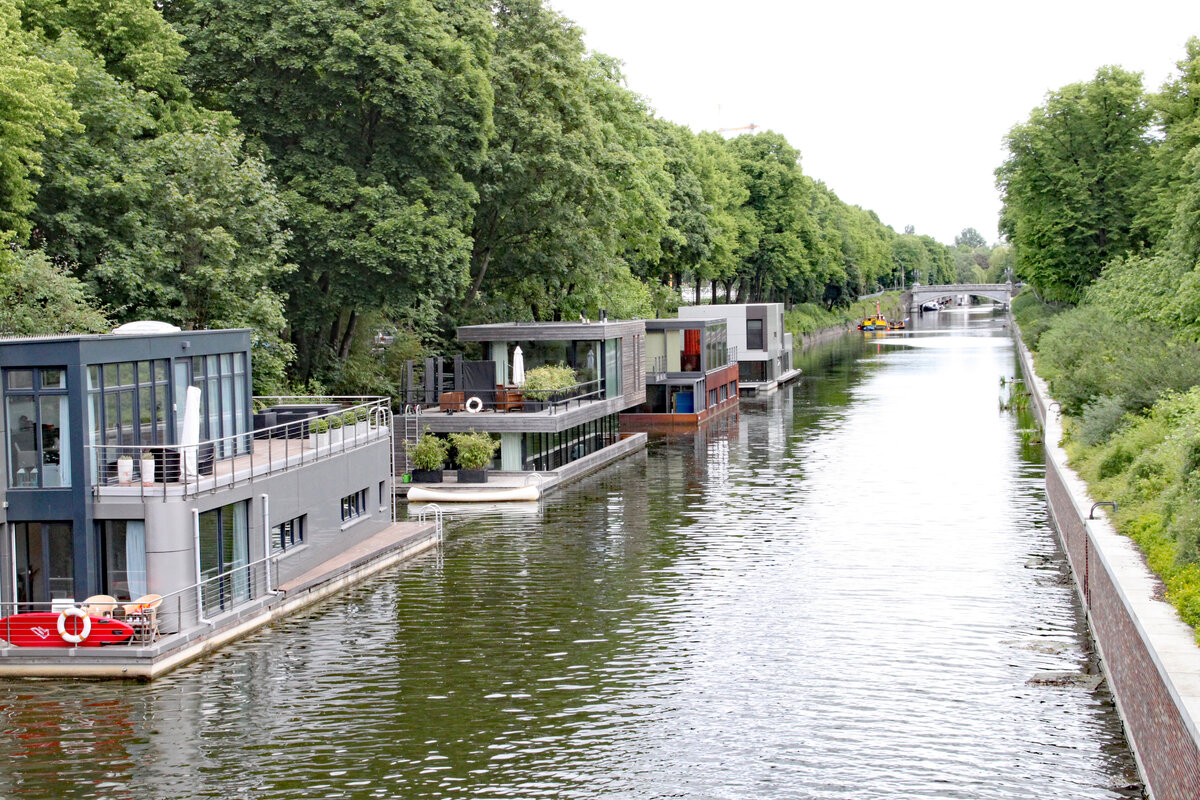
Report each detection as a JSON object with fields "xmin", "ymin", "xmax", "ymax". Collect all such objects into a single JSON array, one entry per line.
[{"xmin": 512, "ymin": 345, "xmax": 525, "ymax": 387}]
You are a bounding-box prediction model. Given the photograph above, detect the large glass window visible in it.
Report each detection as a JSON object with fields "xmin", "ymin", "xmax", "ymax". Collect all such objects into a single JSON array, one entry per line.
[
  {"xmin": 99, "ymin": 520, "xmax": 147, "ymax": 602},
  {"xmin": 14, "ymin": 522, "xmax": 74, "ymax": 604},
  {"xmin": 191, "ymin": 354, "xmax": 251, "ymax": 458},
  {"xmin": 199, "ymin": 501, "xmax": 251, "ymax": 614},
  {"xmin": 5, "ymin": 368, "xmax": 71, "ymax": 488},
  {"xmin": 604, "ymin": 339, "xmax": 622, "ymax": 398},
  {"xmin": 521, "ymin": 414, "xmax": 620, "ymax": 471},
  {"xmin": 746, "ymin": 319, "xmax": 765, "ymax": 351}
]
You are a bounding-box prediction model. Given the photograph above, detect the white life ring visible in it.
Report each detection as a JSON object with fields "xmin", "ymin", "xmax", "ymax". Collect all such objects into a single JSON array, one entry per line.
[
  {"xmin": 465, "ymin": 396, "xmax": 484, "ymax": 413},
  {"xmin": 57, "ymin": 607, "xmax": 91, "ymax": 644}
]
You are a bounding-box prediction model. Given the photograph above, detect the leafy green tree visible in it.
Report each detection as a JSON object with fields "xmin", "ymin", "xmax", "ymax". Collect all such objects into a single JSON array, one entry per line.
[
  {"xmin": 462, "ymin": 1, "xmax": 671, "ymax": 323},
  {"xmin": 954, "ymin": 227, "xmax": 987, "ymax": 248},
  {"xmin": 997, "ymin": 66, "xmax": 1155, "ymax": 302},
  {"xmin": 693, "ymin": 131, "xmax": 755, "ymax": 302},
  {"xmin": 22, "ymin": 0, "xmax": 190, "ymax": 104},
  {"xmin": 726, "ymin": 130, "xmax": 813, "ymax": 303},
  {"xmin": 0, "ymin": 0, "xmax": 76, "ymax": 242},
  {"xmin": 27, "ymin": 29, "xmax": 293, "ymax": 390},
  {"xmin": 167, "ymin": 0, "xmax": 495, "ymax": 380},
  {"xmin": 0, "ymin": 247, "xmax": 109, "ymax": 334},
  {"xmin": 1143, "ymin": 37, "xmax": 1200, "ymax": 242}
]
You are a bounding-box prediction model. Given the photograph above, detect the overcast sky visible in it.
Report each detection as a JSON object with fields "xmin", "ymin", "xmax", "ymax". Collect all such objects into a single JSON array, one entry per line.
[{"xmin": 547, "ymin": 0, "xmax": 1200, "ymax": 246}]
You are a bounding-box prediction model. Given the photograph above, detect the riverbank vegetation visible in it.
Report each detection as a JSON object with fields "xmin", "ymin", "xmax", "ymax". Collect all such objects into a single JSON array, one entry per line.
[
  {"xmin": 0, "ymin": 0, "xmax": 981, "ymax": 395},
  {"xmin": 1003, "ymin": 38, "xmax": 1200, "ymax": 636}
]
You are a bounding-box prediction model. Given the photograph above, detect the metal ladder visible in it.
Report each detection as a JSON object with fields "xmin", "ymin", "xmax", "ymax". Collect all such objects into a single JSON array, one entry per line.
[{"xmin": 402, "ymin": 404, "xmax": 421, "ymax": 474}]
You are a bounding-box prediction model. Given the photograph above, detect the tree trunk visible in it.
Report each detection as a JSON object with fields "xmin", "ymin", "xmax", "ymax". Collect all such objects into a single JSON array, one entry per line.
[
  {"xmin": 338, "ymin": 309, "xmax": 358, "ymax": 361},
  {"xmin": 464, "ymin": 246, "xmax": 493, "ymax": 306}
]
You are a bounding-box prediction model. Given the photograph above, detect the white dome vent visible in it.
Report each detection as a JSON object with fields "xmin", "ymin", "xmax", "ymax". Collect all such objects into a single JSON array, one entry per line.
[{"xmin": 111, "ymin": 321, "xmax": 183, "ymax": 335}]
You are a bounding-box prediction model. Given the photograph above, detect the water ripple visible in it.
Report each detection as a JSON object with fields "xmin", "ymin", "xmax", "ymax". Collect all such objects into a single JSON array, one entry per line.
[{"xmin": 0, "ymin": 318, "xmax": 1139, "ymax": 799}]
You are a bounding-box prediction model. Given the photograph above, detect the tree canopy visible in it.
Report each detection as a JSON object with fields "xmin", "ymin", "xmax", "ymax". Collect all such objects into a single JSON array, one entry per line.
[{"xmin": 1, "ymin": 0, "xmax": 969, "ymax": 392}]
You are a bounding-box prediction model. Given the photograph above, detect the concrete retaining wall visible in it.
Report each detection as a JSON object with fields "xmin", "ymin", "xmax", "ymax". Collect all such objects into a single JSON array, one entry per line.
[{"xmin": 1014, "ymin": 325, "xmax": 1200, "ymax": 799}]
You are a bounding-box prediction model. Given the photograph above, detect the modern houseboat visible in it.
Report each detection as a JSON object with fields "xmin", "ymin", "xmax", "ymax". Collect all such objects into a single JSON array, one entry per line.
[
  {"xmin": 396, "ymin": 320, "xmax": 648, "ymax": 489},
  {"xmin": 0, "ymin": 324, "xmax": 435, "ymax": 678},
  {"xmin": 676, "ymin": 303, "xmax": 800, "ymax": 395},
  {"xmin": 621, "ymin": 317, "xmax": 739, "ymax": 427}
]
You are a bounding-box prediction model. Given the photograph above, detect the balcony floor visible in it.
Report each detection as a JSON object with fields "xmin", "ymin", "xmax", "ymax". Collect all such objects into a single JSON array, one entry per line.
[{"xmin": 95, "ymin": 428, "xmax": 389, "ymax": 500}]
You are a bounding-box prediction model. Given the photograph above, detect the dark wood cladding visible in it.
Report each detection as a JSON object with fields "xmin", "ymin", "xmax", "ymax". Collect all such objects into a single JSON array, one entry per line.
[
  {"xmin": 457, "ymin": 320, "xmax": 646, "ymax": 343},
  {"xmin": 623, "ymin": 332, "xmax": 645, "ymax": 406}
]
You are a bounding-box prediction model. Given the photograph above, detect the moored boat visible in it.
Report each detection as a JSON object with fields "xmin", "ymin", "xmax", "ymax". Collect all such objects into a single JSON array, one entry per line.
[
  {"xmin": 0, "ymin": 611, "xmax": 135, "ymax": 647},
  {"xmin": 407, "ymin": 484, "xmax": 541, "ymax": 503}
]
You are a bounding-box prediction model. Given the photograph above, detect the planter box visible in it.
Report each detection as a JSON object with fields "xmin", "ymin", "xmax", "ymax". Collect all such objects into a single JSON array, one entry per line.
[
  {"xmin": 439, "ymin": 391, "xmax": 465, "ymax": 411},
  {"xmin": 457, "ymin": 468, "xmax": 489, "ymax": 484},
  {"xmin": 412, "ymin": 469, "xmax": 444, "ymax": 483}
]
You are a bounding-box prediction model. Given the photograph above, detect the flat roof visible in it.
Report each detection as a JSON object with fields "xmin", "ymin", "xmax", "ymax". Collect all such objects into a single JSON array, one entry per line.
[
  {"xmin": 0, "ymin": 328, "xmax": 252, "ymax": 346},
  {"xmin": 457, "ymin": 320, "xmax": 645, "ymax": 342},
  {"xmin": 644, "ymin": 317, "xmax": 728, "ymax": 330}
]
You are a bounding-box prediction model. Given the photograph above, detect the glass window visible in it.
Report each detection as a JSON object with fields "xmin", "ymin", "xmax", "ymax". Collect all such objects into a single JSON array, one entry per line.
[
  {"xmin": 199, "ymin": 501, "xmax": 251, "ymax": 614},
  {"xmin": 270, "ymin": 515, "xmax": 306, "ymax": 554},
  {"xmin": 747, "ymin": 319, "xmax": 765, "ymax": 351},
  {"xmin": 340, "ymin": 489, "xmax": 368, "ymax": 522},
  {"xmin": 7, "ymin": 370, "xmax": 33, "ymax": 390},
  {"xmin": 100, "ymin": 520, "xmax": 147, "ymax": 601},
  {"xmin": 38, "ymin": 395, "xmax": 69, "ymax": 487},
  {"xmin": 14, "ymin": 522, "xmax": 74, "ymax": 604},
  {"xmin": 5, "ymin": 368, "xmax": 70, "ymax": 488}
]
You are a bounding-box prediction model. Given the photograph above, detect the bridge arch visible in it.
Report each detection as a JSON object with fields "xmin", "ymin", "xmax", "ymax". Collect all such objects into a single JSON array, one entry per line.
[{"xmin": 906, "ymin": 283, "xmax": 1013, "ymax": 310}]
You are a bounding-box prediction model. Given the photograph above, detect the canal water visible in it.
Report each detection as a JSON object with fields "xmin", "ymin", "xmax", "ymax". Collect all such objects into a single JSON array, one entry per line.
[{"xmin": 0, "ymin": 308, "xmax": 1141, "ymax": 799}]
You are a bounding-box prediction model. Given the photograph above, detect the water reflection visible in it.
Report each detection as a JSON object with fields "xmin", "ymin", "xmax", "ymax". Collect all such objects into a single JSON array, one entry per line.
[{"xmin": 0, "ymin": 308, "xmax": 1139, "ymax": 799}]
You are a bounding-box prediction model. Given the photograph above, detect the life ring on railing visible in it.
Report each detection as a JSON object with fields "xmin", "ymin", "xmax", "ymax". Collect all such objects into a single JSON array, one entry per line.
[
  {"xmin": 57, "ymin": 607, "xmax": 91, "ymax": 644},
  {"xmin": 465, "ymin": 396, "xmax": 484, "ymax": 413}
]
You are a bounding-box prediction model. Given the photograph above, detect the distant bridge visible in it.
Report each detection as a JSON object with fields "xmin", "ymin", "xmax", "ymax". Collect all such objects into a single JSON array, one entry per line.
[{"xmin": 905, "ymin": 283, "xmax": 1013, "ymax": 311}]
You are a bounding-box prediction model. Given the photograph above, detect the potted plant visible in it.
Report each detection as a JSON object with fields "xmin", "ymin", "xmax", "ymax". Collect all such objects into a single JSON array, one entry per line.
[
  {"xmin": 449, "ymin": 430, "xmax": 499, "ymax": 484},
  {"xmin": 117, "ymin": 454, "xmax": 133, "ymax": 485},
  {"xmin": 141, "ymin": 453, "xmax": 156, "ymax": 487},
  {"xmin": 407, "ymin": 429, "xmax": 449, "ymax": 482},
  {"xmin": 348, "ymin": 407, "xmax": 371, "ymax": 438},
  {"xmin": 521, "ymin": 364, "xmax": 578, "ymax": 409},
  {"xmin": 327, "ymin": 413, "xmax": 344, "ymax": 447},
  {"xmin": 309, "ymin": 416, "xmax": 330, "ymax": 451}
]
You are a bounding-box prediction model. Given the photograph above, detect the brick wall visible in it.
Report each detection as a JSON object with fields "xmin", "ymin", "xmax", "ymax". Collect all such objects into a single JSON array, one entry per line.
[{"xmin": 1022, "ymin": 325, "xmax": 1200, "ymax": 799}]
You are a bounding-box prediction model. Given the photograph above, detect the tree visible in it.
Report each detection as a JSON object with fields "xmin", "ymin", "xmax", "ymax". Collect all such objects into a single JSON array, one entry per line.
[
  {"xmin": 167, "ymin": 0, "xmax": 495, "ymax": 380},
  {"xmin": 997, "ymin": 66, "xmax": 1154, "ymax": 302},
  {"xmin": 0, "ymin": 247, "xmax": 109, "ymax": 334},
  {"xmin": 0, "ymin": 0, "xmax": 76, "ymax": 242},
  {"xmin": 726, "ymin": 130, "xmax": 812, "ymax": 303},
  {"xmin": 27, "ymin": 26, "xmax": 294, "ymax": 390},
  {"xmin": 954, "ymin": 227, "xmax": 986, "ymax": 248}
]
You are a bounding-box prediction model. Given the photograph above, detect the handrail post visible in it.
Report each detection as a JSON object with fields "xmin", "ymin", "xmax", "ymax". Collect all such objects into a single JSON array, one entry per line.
[{"xmin": 193, "ymin": 509, "xmax": 209, "ymax": 625}]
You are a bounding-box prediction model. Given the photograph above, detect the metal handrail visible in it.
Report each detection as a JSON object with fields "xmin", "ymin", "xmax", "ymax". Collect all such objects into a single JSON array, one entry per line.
[{"xmin": 87, "ymin": 397, "xmax": 391, "ymax": 500}]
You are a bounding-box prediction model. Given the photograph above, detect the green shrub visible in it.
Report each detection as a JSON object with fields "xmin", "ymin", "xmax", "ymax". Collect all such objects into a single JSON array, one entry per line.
[
  {"xmin": 407, "ymin": 428, "xmax": 448, "ymax": 471},
  {"xmin": 449, "ymin": 430, "xmax": 499, "ymax": 470},
  {"xmin": 1097, "ymin": 444, "xmax": 1134, "ymax": 479},
  {"xmin": 522, "ymin": 364, "xmax": 577, "ymax": 401},
  {"xmin": 309, "ymin": 417, "xmax": 329, "ymax": 434},
  {"xmin": 1078, "ymin": 395, "xmax": 1128, "ymax": 446}
]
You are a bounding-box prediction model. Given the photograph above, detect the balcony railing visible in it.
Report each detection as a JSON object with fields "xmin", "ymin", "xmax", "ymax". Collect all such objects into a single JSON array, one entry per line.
[
  {"xmin": 396, "ymin": 380, "xmax": 605, "ymax": 415},
  {"xmin": 88, "ymin": 397, "xmax": 391, "ymax": 500}
]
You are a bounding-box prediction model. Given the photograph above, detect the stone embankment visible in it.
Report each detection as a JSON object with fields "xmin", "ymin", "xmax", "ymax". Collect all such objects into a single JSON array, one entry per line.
[{"xmin": 1015, "ymin": 326, "xmax": 1200, "ymax": 800}]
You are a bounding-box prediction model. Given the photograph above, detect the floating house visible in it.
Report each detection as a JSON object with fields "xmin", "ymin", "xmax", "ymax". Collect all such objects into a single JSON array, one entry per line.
[
  {"xmin": 399, "ymin": 320, "xmax": 647, "ymax": 481},
  {"xmin": 620, "ymin": 317, "xmax": 739, "ymax": 426},
  {"xmin": 676, "ymin": 303, "xmax": 801, "ymax": 394},
  {"xmin": 0, "ymin": 324, "xmax": 434, "ymax": 677}
]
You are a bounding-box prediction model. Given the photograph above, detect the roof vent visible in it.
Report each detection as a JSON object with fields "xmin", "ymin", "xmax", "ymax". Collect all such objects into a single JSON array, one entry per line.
[{"xmin": 111, "ymin": 321, "xmax": 183, "ymax": 335}]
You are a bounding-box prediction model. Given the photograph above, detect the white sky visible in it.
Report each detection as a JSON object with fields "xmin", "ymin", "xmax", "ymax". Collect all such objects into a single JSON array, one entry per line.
[{"xmin": 548, "ymin": 0, "xmax": 1200, "ymax": 246}]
